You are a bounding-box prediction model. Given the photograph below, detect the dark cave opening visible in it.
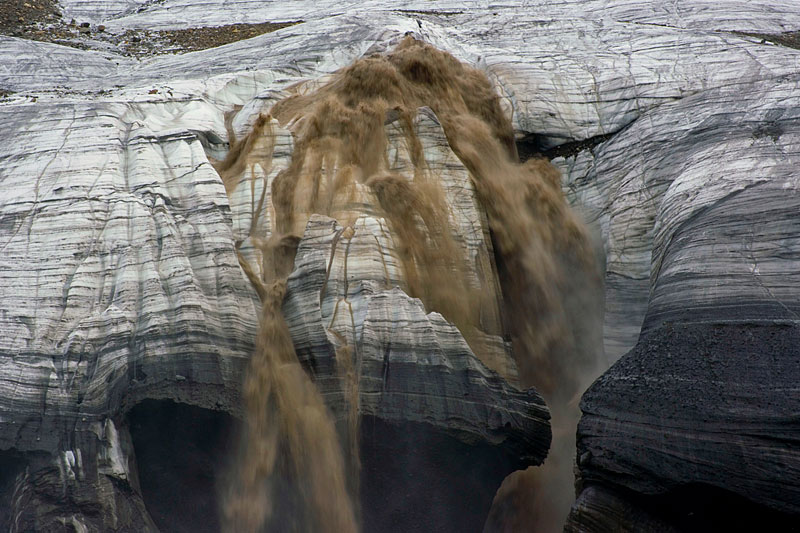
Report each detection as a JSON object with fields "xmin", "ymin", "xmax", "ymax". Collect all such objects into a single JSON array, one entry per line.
[
  {"xmin": 128, "ymin": 404, "xmax": 519, "ymax": 532},
  {"xmin": 515, "ymin": 133, "xmax": 549, "ymax": 162},
  {"xmin": 596, "ymin": 482, "xmax": 800, "ymax": 532},
  {"xmin": 127, "ymin": 399, "xmax": 237, "ymax": 533},
  {"xmin": 0, "ymin": 449, "xmax": 27, "ymax": 531},
  {"xmin": 359, "ymin": 416, "xmax": 520, "ymax": 533},
  {"xmin": 646, "ymin": 482, "xmax": 800, "ymax": 532}
]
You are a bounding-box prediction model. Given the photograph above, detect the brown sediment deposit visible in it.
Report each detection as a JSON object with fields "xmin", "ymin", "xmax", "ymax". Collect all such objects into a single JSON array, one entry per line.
[{"xmin": 218, "ymin": 36, "xmax": 601, "ymax": 532}]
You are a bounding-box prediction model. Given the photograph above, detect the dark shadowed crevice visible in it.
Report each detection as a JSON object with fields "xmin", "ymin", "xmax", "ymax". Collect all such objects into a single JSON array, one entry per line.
[
  {"xmin": 0, "ymin": 450, "xmax": 27, "ymax": 531},
  {"xmin": 127, "ymin": 400, "xmax": 238, "ymax": 533},
  {"xmin": 515, "ymin": 133, "xmax": 550, "ymax": 161},
  {"xmin": 731, "ymin": 30, "xmax": 800, "ymax": 50},
  {"xmin": 571, "ymin": 482, "xmax": 800, "ymax": 532},
  {"xmin": 516, "ymin": 132, "xmax": 616, "ymax": 161},
  {"xmin": 359, "ymin": 416, "xmax": 521, "ymax": 533},
  {"xmin": 642, "ymin": 483, "xmax": 800, "ymax": 532}
]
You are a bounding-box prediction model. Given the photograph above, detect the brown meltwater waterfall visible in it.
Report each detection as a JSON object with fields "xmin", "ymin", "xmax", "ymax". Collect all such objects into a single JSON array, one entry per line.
[
  {"xmin": 223, "ymin": 278, "xmax": 357, "ymax": 533},
  {"xmin": 217, "ymin": 35, "xmax": 601, "ymax": 532},
  {"xmin": 217, "ymin": 115, "xmax": 359, "ymax": 531}
]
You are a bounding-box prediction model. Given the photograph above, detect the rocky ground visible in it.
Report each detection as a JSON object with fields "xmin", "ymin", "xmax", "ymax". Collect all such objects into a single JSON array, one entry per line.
[
  {"xmin": 0, "ymin": 0, "xmax": 299, "ymax": 57},
  {"xmin": 735, "ymin": 30, "xmax": 800, "ymax": 49},
  {"xmin": 0, "ymin": 0, "xmax": 61, "ymax": 35}
]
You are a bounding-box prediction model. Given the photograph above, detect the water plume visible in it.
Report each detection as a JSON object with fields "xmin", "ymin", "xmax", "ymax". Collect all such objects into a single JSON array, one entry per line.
[
  {"xmin": 333, "ymin": 341, "xmax": 362, "ymax": 508},
  {"xmin": 366, "ymin": 171, "xmax": 498, "ymax": 376},
  {"xmin": 223, "ymin": 277, "xmax": 358, "ymax": 533},
  {"xmin": 218, "ymin": 35, "xmax": 601, "ymax": 533}
]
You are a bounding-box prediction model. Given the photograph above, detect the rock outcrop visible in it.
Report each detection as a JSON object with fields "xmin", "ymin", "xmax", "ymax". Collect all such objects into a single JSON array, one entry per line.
[{"xmin": 566, "ymin": 74, "xmax": 800, "ymax": 530}]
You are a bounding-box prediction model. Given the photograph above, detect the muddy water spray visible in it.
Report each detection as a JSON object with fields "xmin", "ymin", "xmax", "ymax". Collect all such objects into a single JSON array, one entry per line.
[{"xmin": 218, "ymin": 36, "xmax": 599, "ymax": 532}]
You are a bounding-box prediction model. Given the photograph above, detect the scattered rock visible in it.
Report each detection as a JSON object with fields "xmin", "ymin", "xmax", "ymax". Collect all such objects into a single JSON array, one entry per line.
[
  {"xmin": 0, "ymin": 0, "xmax": 60, "ymax": 35},
  {"xmin": 732, "ymin": 30, "xmax": 800, "ymax": 49},
  {"xmin": 156, "ymin": 21, "xmax": 302, "ymax": 53},
  {"xmin": 0, "ymin": 3, "xmax": 302, "ymax": 60}
]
